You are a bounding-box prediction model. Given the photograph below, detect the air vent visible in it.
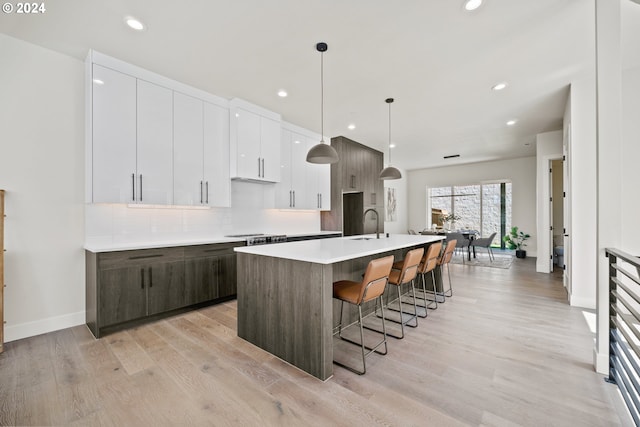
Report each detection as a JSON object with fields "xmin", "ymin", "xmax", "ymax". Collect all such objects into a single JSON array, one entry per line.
[{"xmin": 443, "ymin": 154, "xmax": 460, "ymax": 159}]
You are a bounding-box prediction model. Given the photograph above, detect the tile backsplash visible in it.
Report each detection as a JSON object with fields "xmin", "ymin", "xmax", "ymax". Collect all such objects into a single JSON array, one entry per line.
[{"xmin": 85, "ymin": 182, "xmax": 322, "ymax": 246}]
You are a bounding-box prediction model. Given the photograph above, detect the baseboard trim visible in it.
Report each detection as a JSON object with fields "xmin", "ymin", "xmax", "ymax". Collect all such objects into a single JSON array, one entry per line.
[
  {"xmin": 594, "ymin": 346, "xmax": 609, "ymax": 375},
  {"xmin": 570, "ymin": 295, "xmax": 596, "ymax": 309},
  {"xmin": 4, "ymin": 311, "xmax": 85, "ymax": 343}
]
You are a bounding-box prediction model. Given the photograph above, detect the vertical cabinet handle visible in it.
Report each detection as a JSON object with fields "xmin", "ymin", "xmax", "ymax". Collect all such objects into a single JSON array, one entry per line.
[
  {"xmin": 261, "ymin": 158, "xmax": 265, "ymax": 178},
  {"xmin": 206, "ymin": 181, "xmax": 209, "ymax": 204},
  {"xmin": 132, "ymin": 173, "xmax": 135, "ymax": 201},
  {"xmin": 149, "ymin": 267, "xmax": 153, "ymax": 288},
  {"xmin": 293, "ymin": 190, "xmax": 295, "ymax": 207},
  {"xmin": 350, "ymin": 175, "xmax": 356, "ymax": 189},
  {"xmin": 289, "ymin": 190, "xmax": 292, "ymax": 207},
  {"xmin": 141, "ymin": 268, "xmax": 145, "ymax": 289},
  {"xmin": 320, "ymin": 193, "xmax": 322, "ymax": 208},
  {"xmin": 200, "ymin": 181, "xmax": 203, "ymax": 204},
  {"xmin": 258, "ymin": 158, "xmax": 261, "ymax": 178},
  {"xmin": 139, "ymin": 174, "xmax": 143, "ymax": 201}
]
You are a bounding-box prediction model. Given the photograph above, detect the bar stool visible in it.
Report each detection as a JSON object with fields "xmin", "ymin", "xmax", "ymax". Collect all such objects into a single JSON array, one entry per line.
[
  {"xmin": 379, "ymin": 247, "xmax": 424, "ymax": 339},
  {"xmin": 333, "ymin": 255, "xmax": 394, "ymax": 375},
  {"xmin": 438, "ymin": 239, "xmax": 457, "ymax": 298},
  {"xmin": 414, "ymin": 241, "xmax": 443, "ymax": 314}
]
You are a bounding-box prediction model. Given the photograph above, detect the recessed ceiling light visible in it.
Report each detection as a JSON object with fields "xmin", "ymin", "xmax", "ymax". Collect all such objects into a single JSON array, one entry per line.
[
  {"xmin": 125, "ymin": 17, "xmax": 145, "ymax": 31},
  {"xmin": 294, "ymin": 140, "xmax": 301, "ymax": 144},
  {"xmin": 389, "ymin": 144, "xmax": 396, "ymax": 148},
  {"xmin": 507, "ymin": 119, "xmax": 518, "ymax": 126},
  {"xmin": 464, "ymin": 0, "xmax": 483, "ymax": 11},
  {"xmin": 347, "ymin": 123, "xmax": 356, "ymax": 130},
  {"xmin": 92, "ymin": 78, "xmax": 104, "ymax": 85},
  {"xmin": 492, "ymin": 82, "xmax": 507, "ymax": 91},
  {"xmin": 277, "ymin": 90, "xmax": 288, "ymax": 98}
]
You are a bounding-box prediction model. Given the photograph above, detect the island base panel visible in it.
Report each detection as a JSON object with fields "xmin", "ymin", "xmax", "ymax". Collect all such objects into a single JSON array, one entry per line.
[{"xmin": 237, "ymin": 254, "xmax": 333, "ymax": 380}]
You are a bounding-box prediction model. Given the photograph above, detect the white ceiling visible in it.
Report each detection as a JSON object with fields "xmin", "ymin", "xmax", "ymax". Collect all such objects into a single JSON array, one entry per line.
[{"xmin": 0, "ymin": 0, "xmax": 609, "ymax": 170}]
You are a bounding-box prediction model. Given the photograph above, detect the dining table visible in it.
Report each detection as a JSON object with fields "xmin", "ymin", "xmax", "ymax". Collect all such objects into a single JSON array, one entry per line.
[{"xmin": 420, "ymin": 229, "xmax": 479, "ymax": 260}]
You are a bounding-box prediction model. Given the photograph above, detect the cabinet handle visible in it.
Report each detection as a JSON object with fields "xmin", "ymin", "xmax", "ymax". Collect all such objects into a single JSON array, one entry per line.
[
  {"xmin": 258, "ymin": 158, "xmax": 261, "ymax": 178},
  {"xmin": 289, "ymin": 190, "xmax": 292, "ymax": 208},
  {"xmin": 293, "ymin": 190, "xmax": 295, "ymax": 207},
  {"xmin": 139, "ymin": 174, "xmax": 143, "ymax": 201},
  {"xmin": 132, "ymin": 173, "xmax": 135, "ymax": 201},
  {"xmin": 261, "ymin": 158, "xmax": 265, "ymax": 178},
  {"xmin": 149, "ymin": 267, "xmax": 153, "ymax": 288},
  {"xmin": 206, "ymin": 182, "xmax": 209, "ymax": 204},
  {"xmin": 200, "ymin": 181, "xmax": 203, "ymax": 204},
  {"xmin": 141, "ymin": 268, "xmax": 145, "ymax": 289},
  {"xmin": 350, "ymin": 175, "xmax": 355, "ymax": 189},
  {"xmin": 320, "ymin": 193, "xmax": 323, "ymax": 208},
  {"xmin": 318, "ymin": 193, "xmax": 321, "ymax": 209}
]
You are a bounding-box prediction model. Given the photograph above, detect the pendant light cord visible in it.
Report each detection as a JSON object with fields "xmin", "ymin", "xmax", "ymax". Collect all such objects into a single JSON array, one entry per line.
[
  {"xmin": 388, "ymin": 101, "xmax": 392, "ymax": 164},
  {"xmin": 320, "ymin": 51, "xmax": 324, "ymax": 144}
]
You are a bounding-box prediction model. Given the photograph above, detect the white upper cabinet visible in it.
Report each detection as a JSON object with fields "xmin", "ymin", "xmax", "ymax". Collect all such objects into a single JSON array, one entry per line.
[
  {"xmin": 136, "ymin": 80, "xmax": 174, "ymax": 204},
  {"xmin": 91, "ymin": 64, "xmax": 137, "ymax": 203},
  {"xmin": 173, "ymin": 92, "xmax": 204, "ymax": 206},
  {"xmin": 275, "ymin": 123, "xmax": 331, "ymax": 210},
  {"xmin": 87, "ymin": 50, "xmax": 231, "ymax": 206},
  {"xmin": 306, "ymin": 134, "xmax": 331, "ymax": 210},
  {"xmin": 275, "ymin": 129, "xmax": 293, "ymax": 208},
  {"xmin": 203, "ymin": 102, "xmax": 230, "ymax": 207},
  {"xmin": 174, "ymin": 94, "xmax": 231, "ymax": 207},
  {"xmin": 230, "ymin": 99, "xmax": 281, "ymax": 183}
]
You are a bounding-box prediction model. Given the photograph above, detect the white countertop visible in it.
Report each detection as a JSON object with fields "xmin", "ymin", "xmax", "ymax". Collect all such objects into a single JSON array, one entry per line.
[
  {"xmin": 84, "ymin": 231, "xmax": 343, "ymax": 252},
  {"xmin": 234, "ymin": 234, "xmax": 445, "ymax": 264},
  {"xmin": 84, "ymin": 237, "xmax": 247, "ymax": 252}
]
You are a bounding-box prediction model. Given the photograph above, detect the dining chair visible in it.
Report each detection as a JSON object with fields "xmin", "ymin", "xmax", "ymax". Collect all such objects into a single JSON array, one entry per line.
[
  {"xmin": 446, "ymin": 232, "xmax": 469, "ymax": 262},
  {"xmin": 470, "ymin": 232, "xmax": 497, "ymax": 261}
]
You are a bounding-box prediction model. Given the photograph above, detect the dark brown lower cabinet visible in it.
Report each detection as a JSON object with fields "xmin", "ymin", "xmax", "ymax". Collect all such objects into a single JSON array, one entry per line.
[
  {"xmin": 183, "ymin": 242, "xmax": 240, "ymax": 304},
  {"xmin": 86, "ymin": 242, "xmax": 242, "ymax": 338}
]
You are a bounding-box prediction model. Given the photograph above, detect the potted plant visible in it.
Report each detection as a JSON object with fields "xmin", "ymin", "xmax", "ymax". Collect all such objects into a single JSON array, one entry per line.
[{"xmin": 503, "ymin": 226, "xmax": 531, "ymax": 258}]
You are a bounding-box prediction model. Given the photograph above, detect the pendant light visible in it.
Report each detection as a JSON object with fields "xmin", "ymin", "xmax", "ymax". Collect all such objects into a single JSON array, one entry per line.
[
  {"xmin": 306, "ymin": 42, "xmax": 339, "ymax": 164},
  {"xmin": 379, "ymin": 98, "xmax": 402, "ymax": 180}
]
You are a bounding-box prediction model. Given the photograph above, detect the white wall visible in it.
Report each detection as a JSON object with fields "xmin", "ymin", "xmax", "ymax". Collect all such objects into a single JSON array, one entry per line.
[
  {"xmin": 621, "ymin": 66, "xmax": 640, "ymax": 253},
  {"xmin": 535, "ymin": 130, "xmax": 563, "ymax": 273},
  {"xmin": 565, "ymin": 75, "xmax": 598, "ymax": 310},
  {"xmin": 407, "ymin": 157, "xmax": 537, "ymax": 256},
  {"xmin": 0, "ymin": 34, "xmax": 86, "ymax": 341},
  {"xmin": 382, "ymin": 167, "xmax": 408, "ymax": 234}
]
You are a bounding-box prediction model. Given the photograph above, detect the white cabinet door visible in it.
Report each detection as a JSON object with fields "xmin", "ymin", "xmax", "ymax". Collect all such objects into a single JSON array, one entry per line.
[
  {"xmin": 174, "ymin": 92, "xmax": 204, "ymax": 206},
  {"xmin": 317, "ymin": 161, "xmax": 331, "ymax": 210},
  {"xmin": 137, "ymin": 80, "xmax": 173, "ymax": 204},
  {"xmin": 260, "ymin": 117, "xmax": 282, "ymax": 182},
  {"xmin": 275, "ymin": 129, "xmax": 293, "ymax": 208},
  {"xmin": 92, "ymin": 64, "xmax": 137, "ymax": 203},
  {"xmin": 204, "ymin": 102, "xmax": 230, "ymax": 207},
  {"xmin": 291, "ymin": 132, "xmax": 310, "ymax": 209},
  {"xmin": 232, "ymin": 107, "xmax": 262, "ymax": 180}
]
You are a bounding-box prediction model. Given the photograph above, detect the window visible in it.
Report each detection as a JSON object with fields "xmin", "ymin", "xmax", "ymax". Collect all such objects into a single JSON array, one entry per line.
[{"xmin": 427, "ymin": 182, "xmax": 512, "ymax": 247}]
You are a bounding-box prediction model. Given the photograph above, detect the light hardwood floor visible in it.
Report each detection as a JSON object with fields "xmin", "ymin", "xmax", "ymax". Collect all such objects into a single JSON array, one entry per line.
[{"xmin": 0, "ymin": 258, "xmax": 627, "ymax": 426}]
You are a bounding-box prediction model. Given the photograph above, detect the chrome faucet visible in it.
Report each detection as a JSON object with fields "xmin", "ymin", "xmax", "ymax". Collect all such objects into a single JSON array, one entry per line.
[{"xmin": 363, "ymin": 208, "xmax": 380, "ymax": 239}]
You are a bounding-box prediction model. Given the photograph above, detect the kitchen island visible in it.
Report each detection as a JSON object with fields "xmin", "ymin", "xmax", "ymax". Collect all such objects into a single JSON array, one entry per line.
[{"xmin": 235, "ymin": 234, "xmax": 444, "ymax": 380}]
